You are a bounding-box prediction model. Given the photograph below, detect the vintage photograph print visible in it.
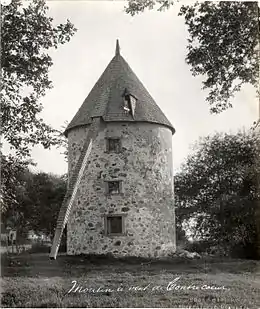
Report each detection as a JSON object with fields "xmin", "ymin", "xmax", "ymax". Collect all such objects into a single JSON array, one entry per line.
[{"xmin": 1, "ymin": 0, "xmax": 260, "ymax": 308}]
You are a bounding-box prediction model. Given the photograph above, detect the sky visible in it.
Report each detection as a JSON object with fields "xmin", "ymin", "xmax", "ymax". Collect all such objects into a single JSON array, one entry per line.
[{"xmin": 22, "ymin": 0, "xmax": 258, "ymax": 175}]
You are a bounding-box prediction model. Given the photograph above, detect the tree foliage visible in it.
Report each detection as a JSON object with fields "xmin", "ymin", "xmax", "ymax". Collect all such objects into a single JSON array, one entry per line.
[
  {"xmin": 1, "ymin": 0, "xmax": 75, "ymax": 214},
  {"xmin": 2, "ymin": 169, "xmax": 66, "ymax": 237},
  {"xmin": 0, "ymin": 154, "xmax": 32, "ymax": 213},
  {"xmin": 23, "ymin": 172, "xmax": 66, "ymax": 236},
  {"xmin": 125, "ymin": 1, "xmax": 259, "ymax": 113},
  {"xmin": 1, "ymin": 0, "xmax": 76, "ymax": 157},
  {"xmin": 175, "ymin": 131, "xmax": 260, "ymax": 258},
  {"xmin": 125, "ymin": 0, "xmax": 175, "ymax": 15}
]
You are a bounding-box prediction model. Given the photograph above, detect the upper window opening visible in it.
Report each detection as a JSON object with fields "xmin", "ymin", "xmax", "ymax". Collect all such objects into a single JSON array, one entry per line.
[
  {"xmin": 123, "ymin": 95, "xmax": 131, "ymax": 113},
  {"xmin": 123, "ymin": 89, "xmax": 137, "ymax": 116},
  {"xmin": 107, "ymin": 138, "xmax": 121, "ymax": 153}
]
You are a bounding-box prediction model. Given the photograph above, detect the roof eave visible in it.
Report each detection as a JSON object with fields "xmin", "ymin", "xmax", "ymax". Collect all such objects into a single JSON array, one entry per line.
[{"xmin": 65, "ymin": 119, "xmax": 175, "ymax": 137}]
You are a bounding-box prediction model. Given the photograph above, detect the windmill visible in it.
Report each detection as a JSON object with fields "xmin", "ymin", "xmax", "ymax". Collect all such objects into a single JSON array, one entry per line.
[{"xmin": 50, "ymin": 40, "xmax": 176, "ymax": 259}]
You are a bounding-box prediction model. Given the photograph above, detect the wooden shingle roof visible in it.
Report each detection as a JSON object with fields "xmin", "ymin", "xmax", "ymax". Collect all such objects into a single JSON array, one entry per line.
[{"xmin": 65, "ymin": 40, "xmax": 175, "ymax": 136}]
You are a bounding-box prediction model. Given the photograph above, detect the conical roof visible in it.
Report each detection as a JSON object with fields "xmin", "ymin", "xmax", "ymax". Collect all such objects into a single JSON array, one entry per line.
[{"xmin": 65, "ymin": 40, "xmax": 175, "ymax": 136}]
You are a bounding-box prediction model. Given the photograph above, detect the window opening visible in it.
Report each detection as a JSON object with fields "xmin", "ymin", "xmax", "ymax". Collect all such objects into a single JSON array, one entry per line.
[
  {"xmin": 107, "ymin": 138, "xmax": 121, "ymax": 153},
  {"xmin": 106, "ymin": 216, "xmax": 123, "ymax": 234},
  {"xmin": 107, "ymin": 180, "xmax": 120, "ymax": 194},
  {"xmin": 123, "ymin": 89, "xmax": 136, "ymax": 116}
]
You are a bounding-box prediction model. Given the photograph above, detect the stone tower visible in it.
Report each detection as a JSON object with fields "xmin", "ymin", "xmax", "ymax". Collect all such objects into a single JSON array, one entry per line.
[{"xmin": 54, "ymin": 40, "xmax": 176, "ymax": 258}]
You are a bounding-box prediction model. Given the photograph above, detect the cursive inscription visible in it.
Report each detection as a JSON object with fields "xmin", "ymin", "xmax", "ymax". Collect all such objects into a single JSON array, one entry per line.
[{"xmin": 67, "ymin": 277, "xmax": 228, "ymax": 294}]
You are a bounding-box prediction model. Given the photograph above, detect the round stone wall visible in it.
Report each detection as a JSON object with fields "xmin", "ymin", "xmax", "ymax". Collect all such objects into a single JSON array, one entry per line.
[{"xmin": 66, "ymin": 120, "xmax": 176, "ymax": 258}]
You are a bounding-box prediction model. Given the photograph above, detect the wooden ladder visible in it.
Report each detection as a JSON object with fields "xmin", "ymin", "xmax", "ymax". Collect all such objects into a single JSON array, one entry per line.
[{"xmin": 49, "ymin": 117, "xmax": 101, "ymax": 259}]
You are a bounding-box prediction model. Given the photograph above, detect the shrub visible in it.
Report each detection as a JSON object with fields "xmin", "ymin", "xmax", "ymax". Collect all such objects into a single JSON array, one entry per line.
[
  {"xmin": 184, "ymin": 240, "xmax": 213, "ymax": 254},
  {"xmin": 29, "ymin": 242, "xmax": 50, "ymax": 253},
  {"xmin": 230, "ymin": 241, "xmax": 259, "ymax": 260}
]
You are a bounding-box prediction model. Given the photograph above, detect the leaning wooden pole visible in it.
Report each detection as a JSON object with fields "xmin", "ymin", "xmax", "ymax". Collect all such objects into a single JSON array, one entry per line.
[{"xmin": 49, "ymin": 117, "xmax": 101, "ymax": 259}]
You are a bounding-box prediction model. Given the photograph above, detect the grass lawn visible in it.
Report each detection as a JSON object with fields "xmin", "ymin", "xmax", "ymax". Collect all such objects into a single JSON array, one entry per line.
[{"xmin": 1, "ymin": 252, "xmax": 260, "ymax": 308}]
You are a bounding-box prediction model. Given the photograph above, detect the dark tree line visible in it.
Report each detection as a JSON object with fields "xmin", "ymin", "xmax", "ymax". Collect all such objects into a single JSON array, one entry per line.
[
  {"xmin": 175, "ymin": 130, "xmax": 260, "ymax": 259},
  {"xmin": 2, "ymin": 167, "xmax": 66, "ymax": 241}
]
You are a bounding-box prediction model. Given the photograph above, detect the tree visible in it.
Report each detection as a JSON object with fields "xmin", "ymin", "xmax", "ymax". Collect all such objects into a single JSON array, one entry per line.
[
  {"xmin": 125, "ymin": 1, "xmax": 259, "ymax": 113},
  {"xmin": 23, "ymin": 172, "xmax": 66, "ymax": 237},
  {"xmin": 1, "ymin": 0, "xmax": 76, "ymax": 156},
  {"xmin": 1, "ymin": 0, "xmax": 76, "ymax": 212},
  {"xmin": 0, "ymin": 154, "xmax": 31, "ymax": 214},
  {"xmin": 2, "ymin": 170, "xmax": 66, "ymax": 239},
  {"xmin": 175, "ymin": 131, "xmax": 260, "ymax": 259}
]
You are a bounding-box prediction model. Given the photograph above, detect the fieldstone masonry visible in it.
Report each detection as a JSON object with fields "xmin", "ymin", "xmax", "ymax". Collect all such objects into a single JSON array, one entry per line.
[{"xmin": 67, "ymin": 121, "xmax": 176, "ymax": 257}]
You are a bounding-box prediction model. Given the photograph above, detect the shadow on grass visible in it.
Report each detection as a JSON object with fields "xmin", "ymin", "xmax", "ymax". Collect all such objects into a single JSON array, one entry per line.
[{"xmin": 1, "ymin": 252, "xmax": 259, "ymax": 278}]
